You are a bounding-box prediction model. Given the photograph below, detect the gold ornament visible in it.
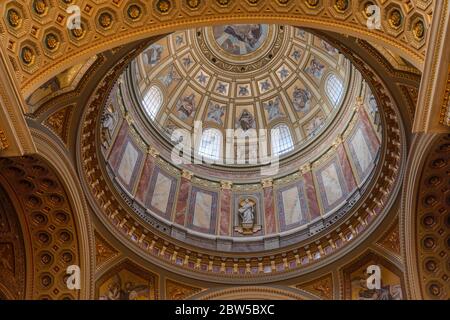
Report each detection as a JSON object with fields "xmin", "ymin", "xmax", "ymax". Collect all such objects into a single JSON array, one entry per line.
[
  {"xmin": 413, "ymin": 20, "xmax": 425, "ymax": 40},
  {"xmin": 334, "ymin": 0, "xmax": 348, "ymax": 12},
  {"xmin": 33, "ymin": 0, "xmax": 47, "ymax": 15},
  {"xmin": 45, "ymin": 33, "xmax": 59, "ymax": 50},
  {"xmin": 305, "ymin": 0, "xmax": 319, "ymax": 8},
  {"xmin": 127, "ymin": 5, "xmax": 142, "ymax": 20},
  {"xmin": 71, "ymin": 25, "xmax": 85, "ymax": 39},
  {"xmin": 389, "ymin": 9, "xmax": 402, "ymax": 28},
  {"xmin": 156, "ymin": 0, "xmax": 171, "ymax": 13},
  {"xmin": 7, "ymin": 9, "xmax": 22, "ymax": 28},
  {"xmin": 99, "ymin": 12, "xmax": 113, "ymax": 29},
  {"xmin": 21, "ymin": 47, "xmax": 35, "ymax": 65}
]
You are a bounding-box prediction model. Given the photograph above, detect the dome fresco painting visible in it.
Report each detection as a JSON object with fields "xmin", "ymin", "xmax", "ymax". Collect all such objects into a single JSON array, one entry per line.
[
  {"xmin": 130, "ymin": 25, "xmax": 353, "ymax": 166},
  {"xmin": 99, "ymin": 26, "xmax": 383, "ymax": 252},
  {"xmin": 0, "ymin": 0, "xmax": 448, "ymax": 303}
]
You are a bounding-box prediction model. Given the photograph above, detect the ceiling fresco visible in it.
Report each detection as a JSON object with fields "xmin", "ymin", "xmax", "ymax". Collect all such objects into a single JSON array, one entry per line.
[{"xmin": 128, "ymin": 25, "xmax": 351, "ymax": 166}]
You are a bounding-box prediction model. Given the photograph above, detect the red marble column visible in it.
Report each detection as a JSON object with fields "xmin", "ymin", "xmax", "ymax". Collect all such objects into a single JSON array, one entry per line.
[
  {"xmin": 219, "ymin": 183, "xmax": 232, "ymax": 236},
  {"xmin": 337, "ymin": 144, "xmax": 357, "ymax": 192},
  {"xmin": 263, "ymin": 180, "xmax": 277, "ymax": 235},
  {"xmin": 174, "ymin": 171, "xmax": 192, "ymax": 226},
  {"xmin": 302, "ymin": 171, "xmax": 321, "ymax": 221},
  {"xmin": 135, "ymin": 154, "xmax": 155, "ymax": 203}
]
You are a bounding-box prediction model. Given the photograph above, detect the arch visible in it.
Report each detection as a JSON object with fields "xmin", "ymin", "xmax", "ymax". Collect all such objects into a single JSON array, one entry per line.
[
  {"xmin": 3, "ymin": 1, "xmax": 432, "ymax": 97},
  {"xmin": 400, "ymin": 133, "xmax": 449, "ymax": 300},
  {"xmin": 29, "ymin": 129, "xmax": 95, "ymax": 299},
  {"xmin": 189, "ymin": 286, "xmax": 320, "ymax": 300}
]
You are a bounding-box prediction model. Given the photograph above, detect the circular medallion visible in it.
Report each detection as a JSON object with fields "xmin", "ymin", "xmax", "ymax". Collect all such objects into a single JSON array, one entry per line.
[
  {"xmin": 212, "ymin": 24, "xmax": 269, "ymax": 56},
  {"xmin": 197, "ymin": 24, "xmax": 284, "ymax": 73}
]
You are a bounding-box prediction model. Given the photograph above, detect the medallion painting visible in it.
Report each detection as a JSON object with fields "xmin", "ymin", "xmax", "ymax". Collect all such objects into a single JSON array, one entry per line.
[
  {"xmin": 97, "ymin": 263, "xmax": 158, "ymax": 300},
  {"xmin": 343, "ymin": 253, "xmax": 404, "ymax": 300},
  {"xmin": 212, "ymin": 24, "xmax": 269, "ymax": 56}
]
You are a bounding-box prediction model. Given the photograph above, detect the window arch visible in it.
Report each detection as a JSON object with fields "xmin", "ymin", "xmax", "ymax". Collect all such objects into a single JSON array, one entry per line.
[
  {"xmin": 198, "ymin": 128, "xmax": 222, "ymax": 161},
  {"xmin": 325, "ymin": 74, "xmax": 343, "ymax": 106},
  {"xmin": 142, "ymin": 85, "xmax": 163, "ymax": 120},
  {"xmin": 271, "ymin": 124, "xmax": 294, "ymax": 156}
]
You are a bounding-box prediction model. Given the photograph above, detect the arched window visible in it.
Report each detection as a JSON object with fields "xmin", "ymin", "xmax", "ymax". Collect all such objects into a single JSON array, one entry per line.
[
  {"xmin": 142, "ymin": 85, "xmax": 163, "ymax": 120},
  {"xmin": 198, "ymin": 128, "xmax": 222, "ymax": 160},
  {"xmin": 325, "ymin": 74, "xmax": 343, "ymax": 106},
  {"xmin": 271, "ymin": 124, "xmax": 294, "ymax": 156}
]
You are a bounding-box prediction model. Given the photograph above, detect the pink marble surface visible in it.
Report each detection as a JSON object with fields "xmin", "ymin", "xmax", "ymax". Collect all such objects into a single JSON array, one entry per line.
[
  {"xmin": 135, "ymin": 155, "xmax": 155, "ymax": 203},
  {"xmin": 337, "ymin": 144, "xmax": 357, "ymax": 192},
  {"xmin": 219, "ymin": 189, "xmax": 231, "ymax": 236},
  {"xmin": 359, "ymin": 108, "xmax": 380, "ymax": 152},
  {"xmin": 174, "ymin": 177, "xmax": 191, "ymax": 225},
  {"xmin": 303, "ymin": 172, "xmax": 321, "ymax": 220},
  {"xmin": 263, "ymin": 187, "xmax": 277, "ymax": 234},
  {"xmin": 108, "ymin": 122, "xmax": 129, "ymax": 169}
]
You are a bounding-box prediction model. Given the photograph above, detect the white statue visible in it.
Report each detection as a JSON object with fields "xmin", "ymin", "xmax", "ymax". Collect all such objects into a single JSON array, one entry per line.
[{"xmin": 239, "ymin": 198, "xmax": 255, "ymax": 225}]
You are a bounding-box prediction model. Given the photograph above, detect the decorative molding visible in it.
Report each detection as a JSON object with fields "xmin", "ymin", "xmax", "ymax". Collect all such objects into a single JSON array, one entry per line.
[
  {"xmin": 43, "ymin": 105, "xmax": 74, "ymax": 145},
  {"xmin": 0, "ymin": 156, "xmax": 83, "ymax": 300},
  {"xmin": 413, "ymin": 0, "xmax": 450, "ymax": 133},
  {"xmin": 0, "ymin": 130, "xmax": 9, "ymax": 151},
  {"xmin": 0, "ymin": 0, "xmax": 433, "ymax": 98},
  {"xmin": 94, "ymin": 232, "xmax": 119, "ymax": 271},
  {"xmin": 165, "ymin": 279, "xmax": 203, "ymax": 300},
  {"xmin": 404, "ymin": 134, "xmax": 449, "ymax": 300},
  {"xmin": 190, "ymin": 286, "xmax": 319, "ymax": 300},
  {"xmin": 295, "ymin": 274, "xmax": 333, "ymax": 300},
  {"xmin": 377, "ymin": 219, "xmax": 401, "ymax": 256},
  {"xmin": 0, "ymin": 45, "xmax": 36, "ymax": 156}
]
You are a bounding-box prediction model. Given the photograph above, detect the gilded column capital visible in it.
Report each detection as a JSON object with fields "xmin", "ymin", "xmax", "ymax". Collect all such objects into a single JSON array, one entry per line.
[
  {"xmin": 220, "ymin": 180, "xmax": 233, "ymax": 190},
  {"xmin": 261, "ymin": 178, "xmax": 273, "ymax": 188},
  {"xmin": 299, "ymin": 163, "xmax": 312, "ymax": 174},
  {"xmin": 147, "ymin": 146, "xmax": 160, "ymax": 157},
  {"xmin": 181, "ymin": 169, "xmax": 193, "ymax": 180}
]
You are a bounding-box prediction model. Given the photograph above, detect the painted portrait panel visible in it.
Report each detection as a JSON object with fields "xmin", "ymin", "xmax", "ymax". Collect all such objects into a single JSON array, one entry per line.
[
  {"xmin": 212, "ymin": 24, "xmax": 269, "ymax": 55},
  {"xmin": 97, "ymin": 263, "xmax": 158, "ymax": 300},
  {"xmin": 343, "ymin": 252, "xmax": 404, "ymax": 300}
]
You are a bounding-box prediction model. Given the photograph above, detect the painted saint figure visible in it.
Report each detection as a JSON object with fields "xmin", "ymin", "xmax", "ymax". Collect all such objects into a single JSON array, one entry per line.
[
  {"xmin": 143, "ymin": 44, "xmax": 163, "ymax": 67},
  {"xmin": 292, "ymin": 87, "xmax": 312, "ymax": 112},
  {"xmin": 176, "ymin": 93, "xmax": 196, "ymax": 120},
  {"xmin": 264, "ymin": 98, "xmax": 283, "ymax": 121},
  {"xmin": 237, "ymin": 110, "xmax": 255, "ymax": 131},
  {"xmin": 207, "ymin": 103, "xmax": 225, "ymax": 125},
  {"xmin": 305, "ymin": 58, "xmax": 325, "ymax": 79},
  {"xmin": 223, "ymin": 24, "xmax": 262, "ymax": 49}
]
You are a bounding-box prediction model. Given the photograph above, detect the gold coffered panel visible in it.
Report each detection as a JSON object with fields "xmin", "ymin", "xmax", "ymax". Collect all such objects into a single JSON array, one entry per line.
[{"xmin": 0, "ymin": 0, "xmax": 434, "ymax": 98}]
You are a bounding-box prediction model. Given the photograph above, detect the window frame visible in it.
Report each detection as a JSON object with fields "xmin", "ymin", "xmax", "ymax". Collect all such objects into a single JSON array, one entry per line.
[
  {"xmin": 142, "ymin": 85, "xmax": 163, "ymax": 121},
  {"xmin": 271, "ymin": 123, "xmax": 295, "ymax": 157},
  {"xmin": 197, "ymin": 128, "xmax": 222, "ymax": 161},
  {"xmin": 325, "ymin": 74, "xmax": 344, "ymax": 107}
]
